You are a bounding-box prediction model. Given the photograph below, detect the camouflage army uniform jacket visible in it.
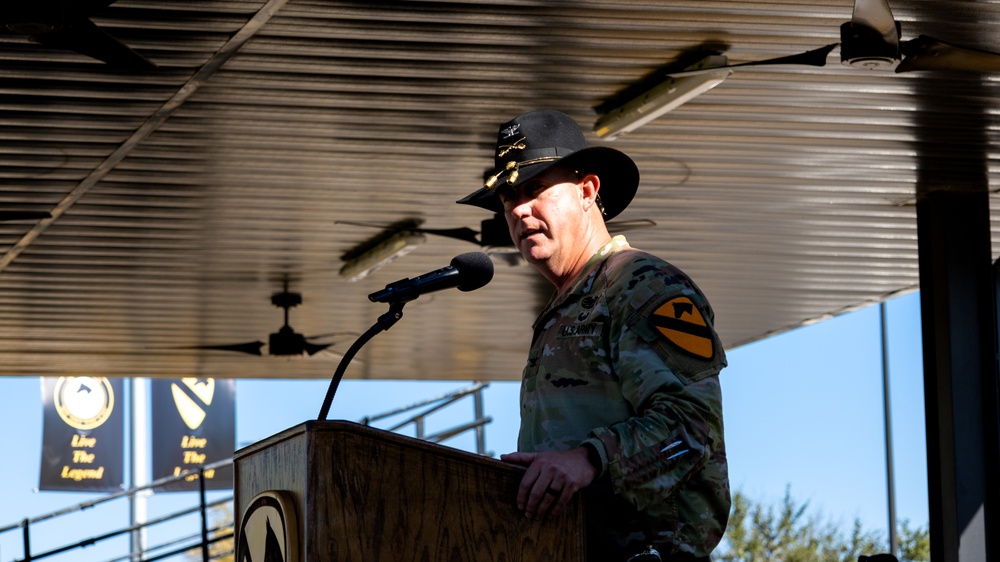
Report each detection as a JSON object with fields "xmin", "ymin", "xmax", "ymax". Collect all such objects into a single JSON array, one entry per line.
[{"xmin": 517, "ymin": 236, "xmax": 730, "ymax": 561}]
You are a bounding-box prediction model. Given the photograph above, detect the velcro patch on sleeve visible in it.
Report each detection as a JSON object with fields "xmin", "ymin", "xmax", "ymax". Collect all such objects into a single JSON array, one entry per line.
[{"xmin": 650, "ymin": 296, "xmax": 715, "ymax": 359}]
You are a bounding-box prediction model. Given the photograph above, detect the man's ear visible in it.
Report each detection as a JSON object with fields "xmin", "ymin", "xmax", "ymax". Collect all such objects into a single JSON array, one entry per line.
[{"xmin": 578, "ymin": 173, "xmax": 601, "ymax": 211}]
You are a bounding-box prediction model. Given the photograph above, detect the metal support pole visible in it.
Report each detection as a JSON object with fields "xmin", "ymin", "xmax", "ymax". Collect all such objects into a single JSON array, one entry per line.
[
  {"xmin": 473, "ymin": 387, "xmax": 486, "ymax": 455},
  {"xmin": 880, "ymin": 302, "xmax": 898, "ymax": 558},
  {"xmin": 916, "ymin": 188, "xmax": 999, "ymax": 562},
  {"xmin": 129, "ymin": 378, "xmax": 149, "ymax": 561},
  {"xmin": 909, "ymin": 56, "xmax": 1000, "ymax": 562}
]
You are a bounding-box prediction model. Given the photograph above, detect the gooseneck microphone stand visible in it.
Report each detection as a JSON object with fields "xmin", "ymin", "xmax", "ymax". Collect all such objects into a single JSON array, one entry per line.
[{"xmin": 317, "ymin": 299, "xmax": 406, "ymax": 420}]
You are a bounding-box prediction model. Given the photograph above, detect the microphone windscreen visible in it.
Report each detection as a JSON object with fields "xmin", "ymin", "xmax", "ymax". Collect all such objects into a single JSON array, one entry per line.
[{"xmin": 451, "ymin": 252, "xmax": 494, "ymax": 292}]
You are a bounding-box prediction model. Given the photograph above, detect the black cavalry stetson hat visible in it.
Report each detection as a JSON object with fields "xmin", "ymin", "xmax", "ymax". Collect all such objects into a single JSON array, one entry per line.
[{"xmin": 457, "ymin": 110, "xmax": 639, "ymax": 220}]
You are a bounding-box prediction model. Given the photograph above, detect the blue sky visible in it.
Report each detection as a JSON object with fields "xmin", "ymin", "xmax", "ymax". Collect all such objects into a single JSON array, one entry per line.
[{"xmin": 0, "ymin": 291, "xmax": 927, "ymax": 560}]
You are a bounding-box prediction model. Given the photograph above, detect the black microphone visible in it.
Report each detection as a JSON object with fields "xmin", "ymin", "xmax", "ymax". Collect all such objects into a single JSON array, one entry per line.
[{"xmin": 368, "ymin": 252, "xmax": 494, "ymax": 304}]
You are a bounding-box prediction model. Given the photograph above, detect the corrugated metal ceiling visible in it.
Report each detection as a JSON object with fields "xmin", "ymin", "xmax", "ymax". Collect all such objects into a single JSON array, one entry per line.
[{"xmin": 0, "ymin": 0, "xmax": 997, "ymax": 382}]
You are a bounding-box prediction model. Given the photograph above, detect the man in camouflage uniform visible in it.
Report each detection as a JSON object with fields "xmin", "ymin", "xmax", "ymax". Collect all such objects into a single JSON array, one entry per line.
[{"xmin": 458, "ymin": 110, "xmax": 729, "ymax": 562}]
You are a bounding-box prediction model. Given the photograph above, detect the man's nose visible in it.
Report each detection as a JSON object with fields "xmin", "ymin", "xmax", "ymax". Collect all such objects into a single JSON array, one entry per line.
[{"xmin": 509, "ymin": 197, "xmax": 533, "ymax": 218}]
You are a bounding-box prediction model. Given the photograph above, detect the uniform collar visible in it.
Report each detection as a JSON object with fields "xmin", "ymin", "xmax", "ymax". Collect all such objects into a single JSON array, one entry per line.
[{"xmin": 543, "ymin": 235, "xmax": 632, "ymax": 311}]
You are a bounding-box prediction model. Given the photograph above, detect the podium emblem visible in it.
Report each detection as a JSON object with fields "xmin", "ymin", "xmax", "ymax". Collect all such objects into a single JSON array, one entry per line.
[{"xmin": 237, "ymin": 491, "xmax": 298, "ymax": 562}]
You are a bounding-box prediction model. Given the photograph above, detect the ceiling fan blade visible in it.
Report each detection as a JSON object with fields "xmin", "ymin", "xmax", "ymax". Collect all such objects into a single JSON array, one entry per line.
[
  {"xmin": 189, "ymin": 341, "xmax": 265, "ymax": 356},
  {"xmin": 416, "ymin": 227, "xmax": 481, "ymax": 245},
  {"xmin": 305, "ymin": 331, "xmax": 357, "ymax": 340},
  {"xmin": 335, "ymin": 219, "xmax": 481, "ymax": 246},
  {"xmin": 32, "ymin": 18, "xmax": 156, "ymax": 69},
  {"xmin": 608, "ymin": 218, "xmax": 657, "ymax": 233},
  {"xmin": 0, "ymin": 0, "xmax": 110, "ymax": 29},
  {"xmin": 336, "ymin": 219, "xmax": 415, "ymax": 230},
  {"xmin": 303, "ymin": 341, "xmax": 334, "ymax": 356},
  {"xmin": 665, "ymin": 44, "xmax": 838, "ymax": 77},
  {"xmin": 851, "ymin": 0, "xmax": 900, "ymax": 48},
  {"xmin": 897, "ymin": 35, "xmax": 1000, "ymax": 73},
  {"xmin": 0, "ymin": 211, "xmax": 51, "ymax": 221},
  {"xmin": 725, "ymin": 43, "xmax": 838, "ymax": 70}
]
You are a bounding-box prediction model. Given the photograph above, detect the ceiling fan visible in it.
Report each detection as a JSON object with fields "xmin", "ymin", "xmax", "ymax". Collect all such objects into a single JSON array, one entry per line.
[
  {"xmin": 595, "ymin": 0, "xmax": 1000, "ymax": 139},
  {"xmin": 0, "ymin": 0, "xmax": 156, "ymax": 69},
  {"xmin": 338, "ymin": 215, "xmax": 658, "ymax": 256},
  {"xmin": 680, "ymin": 0, "xmax": 1000, "ymax": 75},
  {"xmin": 342, "ymin": 215, "xmax": 516, "ymax": 250},
  {"xmin": 186, "ymin": 289, "xmax": 350, "ymax": 357}
]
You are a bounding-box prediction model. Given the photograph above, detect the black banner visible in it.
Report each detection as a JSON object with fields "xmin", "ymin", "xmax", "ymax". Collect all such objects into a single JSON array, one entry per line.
[
  {"xmin": 151, "ymin": 378, "xmax": 235, "ymax": 491},
  {"xmin": 40, "ymin": 377, "xmax": 124, "ymax": 492}
]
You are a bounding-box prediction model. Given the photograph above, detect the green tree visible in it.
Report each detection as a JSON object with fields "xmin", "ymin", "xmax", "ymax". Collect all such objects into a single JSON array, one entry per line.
[
  {"xmin": 715, "ymin": 487, "xmax": 929, "ymax": 562},
  {"xmin": 897, "ymin": 519, "xmax": 931, "ymax": 562},
  {"xmin": 184, "ymin": 504, "xmax": 235, "ymax": 562}
]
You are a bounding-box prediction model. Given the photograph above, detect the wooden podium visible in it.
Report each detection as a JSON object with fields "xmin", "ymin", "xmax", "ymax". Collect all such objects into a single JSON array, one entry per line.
[{"xmin": 234, "ymin": 420, "xmax": 586, "ymax": 562}]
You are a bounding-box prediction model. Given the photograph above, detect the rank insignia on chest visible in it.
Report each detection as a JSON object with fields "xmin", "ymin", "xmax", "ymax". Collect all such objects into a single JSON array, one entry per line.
[{"xmin": 650, "ymin": 296, "xmax": 715, "ymax": 358}]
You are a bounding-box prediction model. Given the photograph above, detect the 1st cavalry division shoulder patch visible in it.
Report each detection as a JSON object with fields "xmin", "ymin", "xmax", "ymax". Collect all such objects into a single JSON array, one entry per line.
[{"xmin": 651, "ymin": 296, "xmax": 715, "ymax": 359}]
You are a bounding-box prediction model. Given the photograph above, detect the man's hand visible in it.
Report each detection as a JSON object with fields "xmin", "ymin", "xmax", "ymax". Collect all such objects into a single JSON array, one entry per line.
[{"xmin": 500, "ymin": 447, "xmax": 597, "ymax": 520}]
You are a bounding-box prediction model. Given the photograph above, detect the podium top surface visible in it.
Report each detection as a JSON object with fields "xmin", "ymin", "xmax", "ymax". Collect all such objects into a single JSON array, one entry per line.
[{"xmin": 234, "ymin": 419, "xmax": 521, "ymax": 475}]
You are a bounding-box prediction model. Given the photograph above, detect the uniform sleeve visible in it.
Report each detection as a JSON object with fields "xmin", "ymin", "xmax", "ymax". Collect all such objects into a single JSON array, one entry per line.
[{"xmin": 586, "ymin": 271, "xmax": 727, "ymax": 512}]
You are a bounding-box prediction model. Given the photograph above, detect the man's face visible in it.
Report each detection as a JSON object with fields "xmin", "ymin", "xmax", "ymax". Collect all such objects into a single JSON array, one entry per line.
[{"xmin": 499, "ymin": 168, "xmax": 587, "ymax": 275}]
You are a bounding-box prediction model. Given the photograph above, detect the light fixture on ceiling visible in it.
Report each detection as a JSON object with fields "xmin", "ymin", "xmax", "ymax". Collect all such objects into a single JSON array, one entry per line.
[
  {"xmin": 594, "ymin": 55, "xmax": 732, "ymax": 140},
  {"xmin": 339, "ymin": 229, "xmax": 426, "ymax": 282}
]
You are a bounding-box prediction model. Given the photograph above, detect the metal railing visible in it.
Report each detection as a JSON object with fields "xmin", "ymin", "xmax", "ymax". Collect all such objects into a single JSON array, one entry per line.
[
  {"xmin": 360, "ymin": 381, "xmax": 493, "ymax": 455},
  {"xmin": 0, "ymin": 382, "xmax": 492, "ymax": 562},
  {"xmin": 0, "ymin": 459, "xmax": 234, "ymax": 562}
]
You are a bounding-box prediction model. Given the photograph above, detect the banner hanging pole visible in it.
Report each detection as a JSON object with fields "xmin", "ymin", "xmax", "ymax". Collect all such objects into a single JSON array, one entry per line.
[{"xmin": 129, "ymin": 378, "xmax": 149, "ymax": 561}]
